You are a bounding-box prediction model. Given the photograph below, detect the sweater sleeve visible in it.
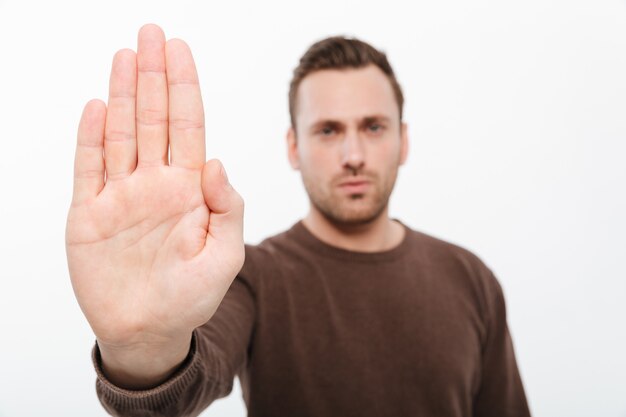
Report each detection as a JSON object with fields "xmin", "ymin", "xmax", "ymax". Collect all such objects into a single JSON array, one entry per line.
[
  {"xmin": 473, "ymin": 269, "xmax": 531, "ymax": 417},
  {"xmin": 92, "ymin": 275, "xmax": 256, "ymax": 417}
]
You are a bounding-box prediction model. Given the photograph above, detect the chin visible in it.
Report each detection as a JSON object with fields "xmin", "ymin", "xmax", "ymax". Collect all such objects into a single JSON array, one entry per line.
[
  {"xmin": 318, "ymin": 201, "xmax": 388, "ymax": 227},
  {"xmin": 304, "ymin": 180, "xmax": 392, "ymax": 227}
]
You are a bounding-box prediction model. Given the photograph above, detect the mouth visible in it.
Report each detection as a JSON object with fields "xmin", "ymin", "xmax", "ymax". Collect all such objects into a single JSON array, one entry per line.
[{"xmin": 338, "ymin": 179, "xmax": 371, "ymax": 194}]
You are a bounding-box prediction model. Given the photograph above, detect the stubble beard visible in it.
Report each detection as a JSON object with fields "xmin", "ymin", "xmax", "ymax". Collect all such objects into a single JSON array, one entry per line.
[{"xmin": 301, "ymin": 168, "xmax": 399, "ymax": 227}]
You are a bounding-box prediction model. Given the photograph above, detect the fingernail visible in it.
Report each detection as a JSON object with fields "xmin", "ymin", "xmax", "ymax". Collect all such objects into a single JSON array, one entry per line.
[{"xmin": 220, "ymin": 163, "xmax": 230, "ymax": 185}]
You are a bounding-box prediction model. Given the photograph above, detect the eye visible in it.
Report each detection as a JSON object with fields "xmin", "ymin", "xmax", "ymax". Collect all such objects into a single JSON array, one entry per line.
[
  {"xmin": 367, "ymin": 123, "xmax": 384, "ymax": 134},
  {"xmin": 320, "ymin": 126, "xmax": 335, "ymax": 136}
]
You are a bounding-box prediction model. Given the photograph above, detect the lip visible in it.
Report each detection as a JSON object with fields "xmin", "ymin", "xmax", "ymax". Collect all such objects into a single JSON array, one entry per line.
[{"xmin": 338, "ymin": 179, "xmax": 371, "ymax": 194}]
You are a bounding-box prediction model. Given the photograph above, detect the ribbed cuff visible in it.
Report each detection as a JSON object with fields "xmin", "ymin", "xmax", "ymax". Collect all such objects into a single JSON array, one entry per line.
[{"xmin": 92, "ymin": 330, "xmax": 200, "ymax": 411}]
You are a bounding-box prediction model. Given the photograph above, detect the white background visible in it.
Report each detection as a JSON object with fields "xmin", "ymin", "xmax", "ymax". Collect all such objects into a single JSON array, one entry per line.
[{"xmin": 0, "ymin": 0, "xmax": 625, "ymax": 416}]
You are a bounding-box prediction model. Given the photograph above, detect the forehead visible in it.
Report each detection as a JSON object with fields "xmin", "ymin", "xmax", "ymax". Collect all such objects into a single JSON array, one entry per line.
[{"xmin": 296, "ymin": 64, "xmax": 399, "ymax": 129}]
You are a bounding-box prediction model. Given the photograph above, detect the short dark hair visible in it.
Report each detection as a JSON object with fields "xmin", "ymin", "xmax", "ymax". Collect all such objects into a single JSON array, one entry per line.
[{"xmin": 288, "ymin": 36, "xmax": 404, "ymax": 131}]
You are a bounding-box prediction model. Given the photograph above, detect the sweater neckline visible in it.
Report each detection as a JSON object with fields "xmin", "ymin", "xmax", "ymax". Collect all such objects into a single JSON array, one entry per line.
[{"xmin": 288, "ymin": 219, "xmax": 412, "ymax": 263}]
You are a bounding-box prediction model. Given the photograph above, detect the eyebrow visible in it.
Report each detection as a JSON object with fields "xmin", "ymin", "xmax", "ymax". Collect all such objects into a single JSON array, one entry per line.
[
  {"xmin": 308, "ymin": 115, "xmax": 392, "ymax": 133},
  {"xmin": 362, "ymin": 115, "xmax": 391, "ymax": 125}
]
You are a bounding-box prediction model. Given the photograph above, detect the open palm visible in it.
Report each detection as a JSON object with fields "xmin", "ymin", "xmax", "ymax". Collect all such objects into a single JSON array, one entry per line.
[{"xmin": 66, "ymin": 25, "xmax": 244, "ymax": 354}]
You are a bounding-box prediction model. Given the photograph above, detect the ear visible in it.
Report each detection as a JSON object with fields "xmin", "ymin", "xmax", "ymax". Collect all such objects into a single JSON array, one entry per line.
[
  {"xmin": 399, "ymin": 122, "xmax": 409, "ymax": 165},
  {"xmin": 286, "ymin": 126, "xmax": 300, "ymax": 170}
]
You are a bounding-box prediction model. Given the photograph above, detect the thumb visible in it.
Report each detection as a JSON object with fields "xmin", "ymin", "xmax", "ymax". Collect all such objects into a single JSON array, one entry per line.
[{"xmin": 201, "ymin": 159, "xmax": 244, "ymax": 241}]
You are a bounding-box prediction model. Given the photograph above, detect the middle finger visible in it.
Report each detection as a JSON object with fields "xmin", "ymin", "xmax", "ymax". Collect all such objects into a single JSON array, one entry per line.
[{"xmin": 136, "ymin": 24, "xmax": 168, "ymax": 167}]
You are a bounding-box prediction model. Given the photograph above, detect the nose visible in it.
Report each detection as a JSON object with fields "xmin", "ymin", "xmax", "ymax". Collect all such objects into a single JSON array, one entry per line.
[{"xmin": 341, "ymin": 130, "xmax": 365, "ymax": 174}]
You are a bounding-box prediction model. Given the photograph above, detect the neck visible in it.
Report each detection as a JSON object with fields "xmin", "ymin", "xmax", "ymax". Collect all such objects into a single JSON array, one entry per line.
[{"xmin": 302, "ymin": 206, "xmax": 405, "ymax": 252}]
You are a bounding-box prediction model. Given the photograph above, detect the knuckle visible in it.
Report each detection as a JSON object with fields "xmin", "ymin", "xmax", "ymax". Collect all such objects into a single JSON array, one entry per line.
[
  {"xmin": 169, "ymin": 118, "xmax": 204, "ymax": 131},
  {"xmin": 136, "ymin": 109, "xmax": 167, "ymax": 125},
  {"xmin": 105, "ymin": 130, "xmax": 135, "ymax": 143},
  {"xmin": 105, "ymin": 169, "xmax": 133, "ymax": 181},
  {"xmin": 75, "ymin": 169, "xmax": 103, "ymax": 179}
]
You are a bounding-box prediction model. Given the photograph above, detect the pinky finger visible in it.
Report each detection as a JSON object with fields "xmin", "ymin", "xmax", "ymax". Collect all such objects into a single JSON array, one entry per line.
[{"xmin": 72, "ymin": 99, "xmax": 106, "ymax": 206}]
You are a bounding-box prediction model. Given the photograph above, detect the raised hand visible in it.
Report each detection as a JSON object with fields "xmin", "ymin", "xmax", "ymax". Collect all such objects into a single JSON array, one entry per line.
[{"xmin": 65, "ymin": 24, "xmax": 244, "ymax": 388}]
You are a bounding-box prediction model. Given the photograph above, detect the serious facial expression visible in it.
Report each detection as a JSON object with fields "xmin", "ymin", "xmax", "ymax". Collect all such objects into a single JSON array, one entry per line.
[{"xmin": 288, "ymin": 64, "xmax": 408, "ymax": 226}]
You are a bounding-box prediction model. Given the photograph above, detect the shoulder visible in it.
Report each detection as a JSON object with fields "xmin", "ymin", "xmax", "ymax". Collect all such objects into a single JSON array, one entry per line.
[
  {"xmin": 405, "ymin": 226, "xmax": 489, "ymax": 270},
  {"xmin": 404, "ymin": 226, "xmax": 509, "ymax": 334},
  {"xmin": 404, "ymin": 225, "xmax": 504, "ymax": 302}
]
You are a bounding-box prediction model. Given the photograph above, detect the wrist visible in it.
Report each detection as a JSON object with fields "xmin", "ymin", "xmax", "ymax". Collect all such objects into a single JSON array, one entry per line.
[{"xmin": 97, "ymin": 332, "xmax": 193, "ymax": 390}]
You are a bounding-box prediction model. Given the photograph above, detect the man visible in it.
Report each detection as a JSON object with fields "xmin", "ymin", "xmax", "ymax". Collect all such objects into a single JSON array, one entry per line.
[{"xmin": 66, "ymin": 24, "xmax": 531, "ymax": 416}]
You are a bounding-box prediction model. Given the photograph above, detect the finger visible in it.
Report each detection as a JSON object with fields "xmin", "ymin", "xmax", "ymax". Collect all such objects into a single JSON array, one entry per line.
[
  {"xmin": 201, "ymin": 159, "xmax": 244, "ymax": 242},
  {"xmin": 136, "ymin": 24, "xmax": 168, "ymax": 166},
  {"xmin": 73, "ymin": 99, "xmax": 106, "ymax": 205},
  {"xmin": 104, "ymin": 49, "xmax": 137, "ymax": 180},
  {"xmin": 166, "ymin": 39, "xmax": 206, "ymax": 169}
]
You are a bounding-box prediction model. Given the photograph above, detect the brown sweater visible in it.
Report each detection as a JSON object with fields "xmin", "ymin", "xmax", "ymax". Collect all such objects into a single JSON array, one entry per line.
[{"xmin": 93, "ymin": 221, "xmax": 531, "ymax": 417}]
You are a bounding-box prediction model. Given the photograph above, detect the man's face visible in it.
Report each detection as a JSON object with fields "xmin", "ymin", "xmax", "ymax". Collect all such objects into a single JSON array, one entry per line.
[{"xmin": 287, "ymin": 64, "xmax": 408, "ymax": 226}]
